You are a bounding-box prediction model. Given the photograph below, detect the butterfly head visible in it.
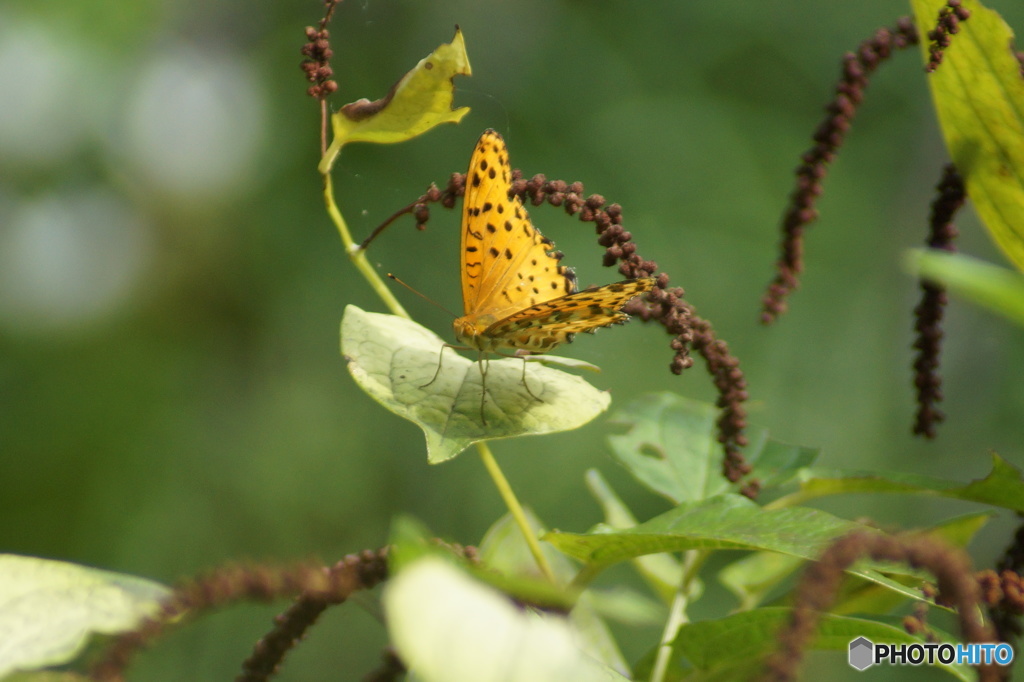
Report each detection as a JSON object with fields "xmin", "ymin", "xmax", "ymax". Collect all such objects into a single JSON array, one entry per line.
[{"xmin": 453, "ymin": 314, "xmax": 497, "ymax": 351}]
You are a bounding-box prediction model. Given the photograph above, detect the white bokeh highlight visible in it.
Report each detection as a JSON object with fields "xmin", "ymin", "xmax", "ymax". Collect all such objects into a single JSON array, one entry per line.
[
  {"xmin": 0, "ymin": 17, "xmax": 96, "ymax": 166},
  {"xmin": 118, "ymin": 48, "xmax": 267, "ymax": 199},
  {"xmin": 0, "ymin": 190, "xmax": 152, "ymax": 332}
]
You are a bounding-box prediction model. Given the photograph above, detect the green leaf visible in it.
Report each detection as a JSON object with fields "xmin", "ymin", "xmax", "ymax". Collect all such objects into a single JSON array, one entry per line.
[
  {"xmin": 606, "ymin": 393, "xmax": 723, "ymax": 503},
  {"xmin": 0, "ymin": 555, "xmax": 170, "ymax": 678},
  {"xmin": 718, "ymin": 551, "xmax": 804, "ymax": 612},
  {"xmin": 318, "ymin": 28, "xmax": 471, "ymax": 173},
  {"xmin": 906, "ymin": 249, "xmax": 1024, "ymax": 327},
  {"xmin": 910, "ymin": 0, "xmax": 1024, "ymax": 272},
  {"xmin": 828, "ymin": 512, "xmax": 992, "ymax": 616},
  {"xmin": 606, "ymin": 393, "xmax": 816, "ymax": 504},
  {"xmin": 341, "ymin": 305, "xmax": 612, "ymax": 463},
  {"xmin": 584, "ymin": 469, "xmax": 684, "ymax": 604},
  {"xmin": 546, "ymin": 495, "xmax": 930, "ymax": 602},
  {"xmin": 478, "ymin": 510, "xmax": 574, "ymax": 583},
  {"xmin": 383, "ymin": 557, "xmax": 629, "ymax": 682},
  {"xmin": 633, "ymin": 608, "xmax": 971, "ymax": 681},
  {"xmin": 784, "ymin": 452, "xmax": 1024, "ymax": 512}
]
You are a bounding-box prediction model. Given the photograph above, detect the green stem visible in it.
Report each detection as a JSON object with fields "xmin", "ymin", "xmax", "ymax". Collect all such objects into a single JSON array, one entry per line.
[
  {"xmin": 323, "ymin": 173, "xmax": 409, "ymax": 318},
  {"xmin": 649, "ymin": 550, "xmax": 705, "ymax": 682},
  {"xmin": 476, "ymin": 442, "xmax": 557, "ymax": 583}
]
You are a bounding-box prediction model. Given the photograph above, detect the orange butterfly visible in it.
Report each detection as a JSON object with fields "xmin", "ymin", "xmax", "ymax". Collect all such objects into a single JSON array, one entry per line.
[{"xmin": 437, "ymin": 130, "xmax": 653, "ymax": 421}]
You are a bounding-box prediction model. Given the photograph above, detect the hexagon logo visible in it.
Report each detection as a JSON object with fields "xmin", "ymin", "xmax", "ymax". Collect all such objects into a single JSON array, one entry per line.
[{"xmin": 849, "ymin": 637, "xmax": 874, "ymax": 671}]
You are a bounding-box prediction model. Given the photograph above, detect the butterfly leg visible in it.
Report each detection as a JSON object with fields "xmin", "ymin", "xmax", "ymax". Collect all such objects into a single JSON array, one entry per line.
[
  {"xmin": 478, "ymin": 351, "xmax": 489, "ymax": 425},
  {"xmin": 518, "ymin": 355, "xmax": 543, "ymax": 403},
  {"xmin": 421, "ymin": 344, "xmax": 451, "ymax": 389}
]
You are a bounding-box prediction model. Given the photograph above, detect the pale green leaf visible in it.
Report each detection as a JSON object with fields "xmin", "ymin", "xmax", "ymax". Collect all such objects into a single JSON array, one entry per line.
[
  {"xmin": 319, "ymin": 28, "xmax": 471, "ymax": 173},
  {"xmin": 3, "ymin": 674, "xmax": 91, "ymax": 682},
  {"xmin": 341, "ymin": 305, "xmax": 611, "ymax": 463},
  {"xmin": 0, "ymin": 555, "xmax": 170, "ymax": 678},
  {"xmin": 906, "ymin": 249, "xmax": 1024, "ymax": 327},
  {"xmin": 911, "ymin": 0, "xmax": 1024, "ymax": 272},
  {"xmin": 383, "ymin": 558, "xmax": 629, "ymax": 682}
]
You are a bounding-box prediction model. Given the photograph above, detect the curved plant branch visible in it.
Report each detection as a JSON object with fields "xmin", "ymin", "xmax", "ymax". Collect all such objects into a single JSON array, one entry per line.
[
  {"xmin": 761, "ymin": 532, "xmax": 997, "ymax": 682},
  {"xmin": 760, "ymin": 18, "xmax": 919, "ymax": 323},
  {"xmin": 912, "ymin": 163, "xmax": 964, "ymax": 438},
  {"xmin": 89, "ymin": 551, "xmax": 388, "ymax": 682},
  {"xmin": 925, "ymin": 0, "xmax": 972, "ymax": 73},
  {"xmin": 238, "ymin": 549, "xmax": 390, "ymax": 682}
]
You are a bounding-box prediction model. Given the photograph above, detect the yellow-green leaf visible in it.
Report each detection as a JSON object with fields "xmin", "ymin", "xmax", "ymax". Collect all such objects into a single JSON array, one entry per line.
[
  {"xmin": 318, "ymin": 27, "xmax": 471, "ymax": 174},
  {"xmin": 910, "ymin": 0, "xmax": 1024, "ymax": 272}
]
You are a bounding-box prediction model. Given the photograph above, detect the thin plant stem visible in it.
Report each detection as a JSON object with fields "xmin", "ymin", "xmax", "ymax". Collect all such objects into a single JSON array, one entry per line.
[
  {"xmin": 322, "ymin": 158, "xmax": 552, "ymax": 582},
  {"xmin": 323, "ymin": 172, "xmax": 409, "ymax": 318},
  {"xmin": 476, "ymin": 441, "xmax": 557, "ymax": 583},
  {"xmin": 649, "ymin": 550, "xmax": 705, "ymax": 682}
]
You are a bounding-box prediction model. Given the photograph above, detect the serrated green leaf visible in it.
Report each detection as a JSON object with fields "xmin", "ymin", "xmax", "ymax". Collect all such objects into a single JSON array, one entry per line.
[
  {"xmin": 341, "ymin": 305, "xmax": 611, "ymax": 463},
  {"xmin": 384, "ymin": 558, "xmax": 629, "ymax": 682},
  {"xmin": 606, "ymin": 393, "xmax": 816, "ymax": 504},
  {"xmin": 911, "ymin": 0, "xmax": 1024, "ymax": 272},
  {"xmin": 907, "ymin": 249, "xmax": 1024, "ymax": 327},
  {"xmin": 584, "ymin": 469, "xmax": 684, "ymax": 604},
  {"xmin": 633, "ymin": 608, "xmax": 971, "ymax": 681},
  {"xmin": 318, "ymin": 28, "xmax": 471, "ymax": 173},
  {"xmin": 785, "ymin": 452, "xmax": 1024, "ymax": 512},
  {"xmin": 0, "ymin": 555, "xmax": 170, "ymax": 678},
  {"xmin": 823, "ymin": 512, "xmax": 992, "ymax": 617},
  {"xmin": 546, "ymin": 495, "xmax": 930, "ymax": 602}
]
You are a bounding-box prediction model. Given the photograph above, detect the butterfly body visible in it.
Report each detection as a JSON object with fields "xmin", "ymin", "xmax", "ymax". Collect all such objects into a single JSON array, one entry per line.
[{"xmin": 454, "ymin": 130, "xmax": 654, "ymax": 357}]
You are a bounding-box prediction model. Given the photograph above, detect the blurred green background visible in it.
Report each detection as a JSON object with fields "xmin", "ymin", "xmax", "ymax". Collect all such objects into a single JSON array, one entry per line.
[{"xmin": 2, "ymin": 0, "xmax": 1023, "ymax": 679}]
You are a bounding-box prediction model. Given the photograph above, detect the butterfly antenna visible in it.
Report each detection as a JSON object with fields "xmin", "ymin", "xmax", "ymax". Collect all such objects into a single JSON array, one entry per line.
[{"xmin": 387, "ymin": 273, "xmax": 459, "ymax": 318}]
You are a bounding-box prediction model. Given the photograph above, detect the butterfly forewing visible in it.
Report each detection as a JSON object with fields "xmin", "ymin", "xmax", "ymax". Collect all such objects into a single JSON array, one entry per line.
[{"xmin": 460, "ymin": 131, "xmax": 576, "ymax": 323}]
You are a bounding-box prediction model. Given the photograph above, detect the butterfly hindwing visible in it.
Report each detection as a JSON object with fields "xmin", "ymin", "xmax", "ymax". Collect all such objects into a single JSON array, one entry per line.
[{"xmin": 485, "ymin": 278, "xmax": 655, "ymax": 352}]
